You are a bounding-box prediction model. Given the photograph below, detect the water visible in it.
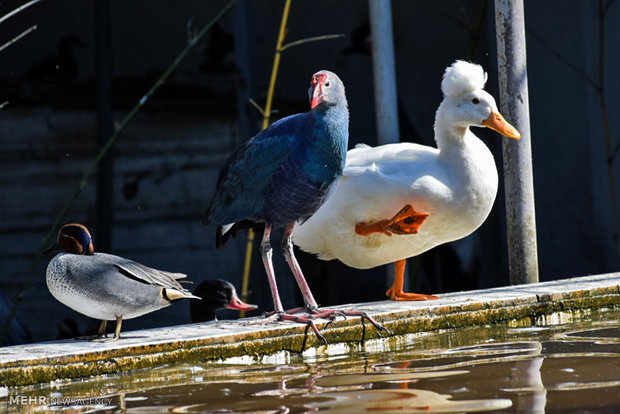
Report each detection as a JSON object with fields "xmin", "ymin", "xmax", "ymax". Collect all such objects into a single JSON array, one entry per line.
[{"xmin": 3, "ymin": 308, "xmax": 620, "ymax": 413}]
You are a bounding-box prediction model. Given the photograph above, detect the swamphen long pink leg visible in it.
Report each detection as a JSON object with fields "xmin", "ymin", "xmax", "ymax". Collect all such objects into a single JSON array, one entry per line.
[
  {"xmin": 281, "ymin": 224, "xmax": 391, "ymax": 343},
  {"xmin": 259, "ymin": 223, "xmax": 326, "ymax": 341},
  {"xmin": 260, "ymin": 224, "xmax": 284, "ymax": 313},
  {"xmin": 281, "ymin": 224, "xmax": 319, "ymax": 310}
]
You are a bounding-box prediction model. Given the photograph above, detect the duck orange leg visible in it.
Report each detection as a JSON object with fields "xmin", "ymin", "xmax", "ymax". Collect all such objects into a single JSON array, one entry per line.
[
  {"xmin": 355, "ymin": 204, "xmax": 429, "ymax": 236},
  {"xmin": 386, "ymin": 259, "xmax": 439, "ymax": 301}
]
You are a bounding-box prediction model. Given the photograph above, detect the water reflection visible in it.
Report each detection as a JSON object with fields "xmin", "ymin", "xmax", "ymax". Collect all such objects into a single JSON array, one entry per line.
[
  {"xmin": 310, "ymin": 389, "xmax": 512, "ymax": 413},
  {"xmin": 2, "ymin": 308, "xmax": 619, "ymax": 413}
]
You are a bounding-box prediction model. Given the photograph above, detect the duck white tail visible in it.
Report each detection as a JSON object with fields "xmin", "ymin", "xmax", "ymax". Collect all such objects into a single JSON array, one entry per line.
[{"xmin": 163, "ymin": 288, "xmax": 200, "ymax": 301}]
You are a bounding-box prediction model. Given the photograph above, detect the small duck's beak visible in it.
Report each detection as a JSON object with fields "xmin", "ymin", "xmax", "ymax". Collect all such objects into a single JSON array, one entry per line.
[
  {"xmin": 226, "ymin": 294, "xmax": 258, "ymax": 312},
  {"xmin": 482, "ymin": 111, "xmax": 521, "ymax": 139},
  {"xmin": 41, "ymin": 243, "xmax": 62, "ymax": 255}
]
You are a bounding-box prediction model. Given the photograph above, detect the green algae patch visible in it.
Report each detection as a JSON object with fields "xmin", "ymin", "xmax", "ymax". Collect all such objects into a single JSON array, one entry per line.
[{"xmin": 1, "ymin": 273, "xmax": 619, "ymax": 387}]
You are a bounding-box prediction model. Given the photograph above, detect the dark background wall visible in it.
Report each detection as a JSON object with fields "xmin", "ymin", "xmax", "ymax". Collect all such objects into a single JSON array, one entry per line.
[{"xmin": 1, "ymin": 0, "xmax": 619, "ymax": 343}]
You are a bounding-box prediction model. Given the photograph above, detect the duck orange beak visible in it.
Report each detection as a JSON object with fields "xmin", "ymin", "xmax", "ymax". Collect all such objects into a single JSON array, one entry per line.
[{"xmin": 482, "ymin": 111, "xmax": 521, "ymax": 139}]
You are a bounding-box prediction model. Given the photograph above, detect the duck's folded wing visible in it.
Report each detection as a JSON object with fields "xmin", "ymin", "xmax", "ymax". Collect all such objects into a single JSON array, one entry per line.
[
  {"xmin": 344, "ymin": 142, "xmax": 438, "ymax": 177},
  {"xmin": 113, "ymin": 257, "xmax": 188, "ymax": 290}
]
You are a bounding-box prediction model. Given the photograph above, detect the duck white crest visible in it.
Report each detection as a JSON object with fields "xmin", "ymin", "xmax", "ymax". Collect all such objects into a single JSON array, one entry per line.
[{"xmin": 441, "ymin": 60, "xmax": 488, "ymax": 98}]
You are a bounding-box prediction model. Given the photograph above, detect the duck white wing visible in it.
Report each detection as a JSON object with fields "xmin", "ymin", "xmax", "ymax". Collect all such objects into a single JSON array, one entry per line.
[
  {"xmin": 294, "ymin": 142, "xmax": 454, "ymax": 268},
  {"xmin": 344, "ymin": 142, "xmax": 439, "ymax": 176}
]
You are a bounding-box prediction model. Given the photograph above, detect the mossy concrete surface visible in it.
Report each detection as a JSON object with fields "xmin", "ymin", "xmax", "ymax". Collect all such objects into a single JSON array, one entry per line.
[{"xmin": 1, "ymin": 273, "xmax": 619, "ymax": 387}]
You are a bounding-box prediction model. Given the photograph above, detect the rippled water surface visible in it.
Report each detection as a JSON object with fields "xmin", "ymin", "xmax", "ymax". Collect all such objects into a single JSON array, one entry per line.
[{"xmin": 3, "ymin": 308, "xmax": 620, "ymax": 413}]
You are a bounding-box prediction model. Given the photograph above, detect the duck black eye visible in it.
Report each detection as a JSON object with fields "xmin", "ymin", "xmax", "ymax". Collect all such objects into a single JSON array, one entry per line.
[
  {"xmin": 324, "ymin": 81, "xmax": 331, "ymax": 87},
  {"xmin": 472, "ymin": 98, "xmax": 480, "ymax": 104}
]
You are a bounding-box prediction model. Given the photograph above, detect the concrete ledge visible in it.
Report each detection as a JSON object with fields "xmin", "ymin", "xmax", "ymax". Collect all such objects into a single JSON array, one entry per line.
[{"xmin": 1, "ymin": 273, "xmax": 619, "ymax": 387}]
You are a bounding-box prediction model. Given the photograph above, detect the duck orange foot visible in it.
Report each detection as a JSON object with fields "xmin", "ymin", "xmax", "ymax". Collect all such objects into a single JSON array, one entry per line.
[
  {"xmin": 386, "ymin": 287, "xmax": 440, "ymax": 301},
  {"xmin": 355, "ymin": 204, "xmax": 429, "ymax": 237}
]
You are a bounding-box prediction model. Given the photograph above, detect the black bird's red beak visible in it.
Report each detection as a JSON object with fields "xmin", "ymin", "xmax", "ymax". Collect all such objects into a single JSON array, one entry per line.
[{"xmin": 226, "ymin": 294, "xmax": 258, "ymax": 312}]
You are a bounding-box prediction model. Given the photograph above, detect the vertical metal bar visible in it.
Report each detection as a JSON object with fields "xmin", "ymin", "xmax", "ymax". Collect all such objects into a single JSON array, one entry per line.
[
  {"xmin": 368, "ymin": 0, "xmax": 399, "ymax": 145},
  {"xmin": 494, "ymin": 0, "xmax": 539, "ymax": 284},
  {"xmin": 95, "ymin": 0, "xmax": 114, "ymax": 251},
  {"xmin": 368, "ymin": 0, "xmax": 401, "ymax": 290}
]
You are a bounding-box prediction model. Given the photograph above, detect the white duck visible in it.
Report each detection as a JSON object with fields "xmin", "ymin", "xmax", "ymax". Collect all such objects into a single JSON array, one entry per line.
[{"xmin": 294, "ymin": 60, "xmax": 520, "ymax": 301}]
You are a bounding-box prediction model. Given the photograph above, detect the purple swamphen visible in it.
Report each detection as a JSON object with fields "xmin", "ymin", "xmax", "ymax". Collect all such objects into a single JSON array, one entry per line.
[{"xmin": 202, "ymin": 70, "xmax": 388, "ymax": 343}]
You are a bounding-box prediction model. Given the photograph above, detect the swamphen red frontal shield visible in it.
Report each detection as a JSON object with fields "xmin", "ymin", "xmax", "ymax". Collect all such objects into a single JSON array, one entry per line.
[{"xmin": 202, "ymin": 70, "xmax": 388, "ymax": 343}]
